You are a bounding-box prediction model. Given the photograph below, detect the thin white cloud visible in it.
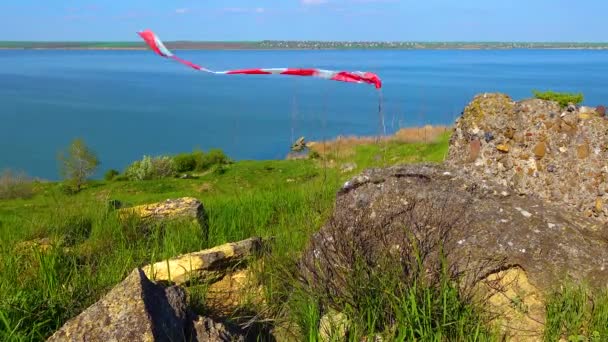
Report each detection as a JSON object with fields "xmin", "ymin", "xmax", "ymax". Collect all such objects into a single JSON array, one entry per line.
[
  {"xmin": 351, "ymin": 0, "xmax": 398, "ymax": 3},
  {"xmin": 301, "ymin": 0, "xmax": 328, "ymax": 5},
  {"xmin": 175, "ymin": 8, "xmax": 189, "ymax": 14},
  {"xmin": 222, "ymin": 7, "xmax": 247, "ymax": 13},
  {"xmin": 221, "ymin": 7, "xmax": 266, "ymax": 14}
]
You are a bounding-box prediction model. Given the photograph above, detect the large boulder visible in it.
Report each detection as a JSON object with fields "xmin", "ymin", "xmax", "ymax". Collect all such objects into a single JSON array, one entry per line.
[
  {"xmin": 47, "ymin": 268, "xmax": 188, "ymax": 342},
  {"xmin": 447, "ymin": 93, "xmax": 608, "ymax": 224},
  {"xmin": 301, "ymin": 164, "xmax": 608, "ymax": 338}
]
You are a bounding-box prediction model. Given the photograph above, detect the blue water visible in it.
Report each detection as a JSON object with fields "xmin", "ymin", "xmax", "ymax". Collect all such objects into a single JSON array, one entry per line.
[{"xmin": 1, "ymin": 49, "xmax": 607, "ymax": 179}]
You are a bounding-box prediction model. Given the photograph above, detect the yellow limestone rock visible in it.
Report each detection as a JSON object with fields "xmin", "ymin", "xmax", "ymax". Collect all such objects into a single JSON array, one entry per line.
[
  {"xmin": 205, "ymin": 266, "xmax": 266, "ymax": 316},
  {"xmin": 497, "ymin": 144, "xmax": 510, "ymax": 153},
  {"xmin": 479, "ymin": 267, "xmax": 545, "ymax": 341},
  {"xmin": 142, "ymin": 237, "xmax": 263, "ymax": 285},
  {"xmin": 119, "ymin": 197, "xmax": 206, "ymax": 226}
]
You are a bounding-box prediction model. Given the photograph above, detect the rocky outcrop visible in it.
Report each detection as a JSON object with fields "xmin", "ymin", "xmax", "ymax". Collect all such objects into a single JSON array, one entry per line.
[
  {"xmin": 301, "ymin": 164, "xmax": 608, "ymax": 338},
  {"xmin": 119, "ymin": 197, "xmax": 209, "ymax": 235},
  {"xmin": 142, "ymin": 237, "xmax": 265, "ymax": 285},
  {"xmin": 47, "ymin": 268, "xmax": 188, "ymax": 342},
  {"xmin": 47, "ymin": 267, "xmax": 247, "ymax": 342},
  {"xmin": 447, "ymin": 93, "xmax": 608, "ymax": 224}
]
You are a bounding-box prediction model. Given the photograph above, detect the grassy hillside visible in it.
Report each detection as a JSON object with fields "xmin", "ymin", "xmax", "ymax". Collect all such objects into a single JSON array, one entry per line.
[
  {"xmin": 0, "ymin": 137, "xmax": 451, "ymax": 340},
  {"xmin": 1, "ymin": 133, "xmax": 606, "ymax": 341}
]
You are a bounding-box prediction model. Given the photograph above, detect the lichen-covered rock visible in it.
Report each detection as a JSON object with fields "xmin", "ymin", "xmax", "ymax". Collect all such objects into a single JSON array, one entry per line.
[
  {"xmin": 447, "ymin": 93, "xmax": 608, "ymax": 224},
  {"xmin": 301, "ymin": 164, "xmax": 608, "ymax": 338},
  {"xmin": 14, "ymin": 237, "xmax": 57, "ymax": 255},
  {"xmin": 142, "ymin": 237, "xmax": 264, "ymax": 285},
  {"xmin": 319, "ymin": 310, "xmax": 349, "ymax": 342},
  {"xmin": 188, "ymin": 316, "xmax": 245, "ymax": 342},
  {"xmin": 47, "ymin": 268, "xmax": 188, "ymax": 342},
  {"xmin": 119, "ymin": 197, "xmax": 208, "ymax": 233}
]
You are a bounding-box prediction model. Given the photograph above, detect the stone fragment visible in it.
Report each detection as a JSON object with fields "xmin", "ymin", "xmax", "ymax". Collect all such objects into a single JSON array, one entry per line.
[
  {"xmin": 497, "ymin": 144, "xmax": 510, "ymax": 153},
  {"xmin": 189, "ymin": 316, "xmax": 245, "ymax": 342},
  {"xmin": 576, "ymin": 144, "xmax": 590, "ymax": 159},
  {"xmin": 142, "ymin": 237, "xmax": 264, "ymax": 285},
  {"xmin": 533, "ymin": 142, "xmax": 546, "ymax": 159},
  {"xmin": 595, "ymin": 198, "xmax": 603, "ymax": 213},
  {"xmin": 319, "ymin": 310, "xmax": 349, "ymax": 342},
  {"xmin": 469, "ymin": 139, "xmax": 481, "ymax": 162},
  {"xmin": 119, "ymin": 197, "xmax": 208, "ymax": 231}
]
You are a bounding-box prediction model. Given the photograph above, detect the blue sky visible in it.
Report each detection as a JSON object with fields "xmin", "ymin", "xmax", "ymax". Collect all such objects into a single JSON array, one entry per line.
[{"xmin": 0, "ymin": 0, "xmax": 606, "ymax": 42}]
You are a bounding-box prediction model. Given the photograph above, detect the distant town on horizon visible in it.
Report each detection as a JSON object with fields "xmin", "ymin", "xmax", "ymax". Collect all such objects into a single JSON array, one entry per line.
[{"xmin": 1, "ymin": 40, "xmax": 608, "ymax": 50}]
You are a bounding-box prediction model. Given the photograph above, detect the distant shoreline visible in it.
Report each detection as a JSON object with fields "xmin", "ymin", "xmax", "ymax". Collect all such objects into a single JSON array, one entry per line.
[
  {"xmin": 2, "ymin": 47, "xmax": 608, "ymax": 51},
  {"xmin": 1, "ymin": 41, "xmax": 607, "ymax": 51}
]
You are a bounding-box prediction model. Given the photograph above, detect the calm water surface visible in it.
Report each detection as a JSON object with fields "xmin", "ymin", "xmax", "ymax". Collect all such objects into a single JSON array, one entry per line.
[{"xmin": 1, "ymin": 49, "xmax": 607, "ymax": 179}]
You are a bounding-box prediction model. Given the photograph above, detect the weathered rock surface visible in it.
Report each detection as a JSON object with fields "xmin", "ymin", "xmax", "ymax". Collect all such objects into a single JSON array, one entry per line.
[
  {"xmin": 306, "ymin": 163, "xmax": 608, "ymax": 292},
  {"xmin": 189, "ymin": 315, "xmax": 245, "ymax": 342},
  {"xmin": 47, "ymin": 268, "xmax": 188, "ymax": 342},
  {"xmin": 14, "ymin": 237, "xmax": 57, "ymax": 255},
  {"xmin": 142, "ymin": 237, "xmax": 264, "ymax": 285},
  {"xmin": 119, "ymin": 197, "xmax": 208, "ymax": 230},
  {"xmin": 447, "ymin": 93, "xmax": 608, "ymax": 224},
  {"xmin": 205, "ymin": 267, "xmax": 265, "ymax": 316},
  {"xmin": 301, "ymin": 164, "xmax": 608, "ymax": 338}
]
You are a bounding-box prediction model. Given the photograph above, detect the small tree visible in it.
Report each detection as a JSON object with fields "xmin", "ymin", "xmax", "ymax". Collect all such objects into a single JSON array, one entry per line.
[{"xmin": 58, "ymin": 138, "xmax": 100, "ymax": 192}]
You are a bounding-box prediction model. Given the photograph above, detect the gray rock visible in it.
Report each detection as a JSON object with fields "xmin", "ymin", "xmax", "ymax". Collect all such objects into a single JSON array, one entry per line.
[
  {"xmin": 567, "ymin": 103, "xmax": 577, "ymax": 112},
  {"xmin": 340, "ymin": 162, "xmax": 357, "ymax": 173},
  {"xmin": 188, "ymin": 316, "xmax": 245, "ymax": 342},
  {"xmin": 47, "ymin": 268, "xmax": 188, "ymax": 342},
  {"xmin": 301, "ymin": 164, "xmax": 608, "ymax": 296}
]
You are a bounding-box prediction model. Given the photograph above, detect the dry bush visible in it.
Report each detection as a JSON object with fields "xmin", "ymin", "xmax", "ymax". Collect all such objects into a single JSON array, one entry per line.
[
  {"xmin": 0, "ymin": 169, "xmax": 35, "ymax": 200},
  {"xmin": 393, "ymin": 125, "xmax": 451, "ymax": 143},
  {"xmin": 308, "ymin": 125, "xmax": 451, "ymax": 158}
]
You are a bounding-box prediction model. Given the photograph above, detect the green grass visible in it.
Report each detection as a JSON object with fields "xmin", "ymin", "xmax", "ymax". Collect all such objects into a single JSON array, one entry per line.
[
  {"xmin": 0, "ymin": 137, "xmax": 450, "ymax": 341},
  {"xmin": 533, "ymin": 90, "xmax": 584, "ymax": 108},
  {"xmin": 544, "ymin": 285, "xmax": 608, "ymax": 341},
  {"xmin": 2, "ymin": 134, "xmax": 605, "ymax": 341}
]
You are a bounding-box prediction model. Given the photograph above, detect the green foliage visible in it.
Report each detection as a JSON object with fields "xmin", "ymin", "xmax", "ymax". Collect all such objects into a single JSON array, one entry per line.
[
  {"xmin": 173, "ymin": 153, "xmax": 197, "ymax": 173},
  {"xmin": 57, "ymin": 138, "xmax": 99, "ymax": 192},
  {"xmin": 0, "ymin": 169, "xmax": 34, "ymax": 200},
  {"xmin": 544, "ymin": 286, "xmax": 608, "ymax": 341},
  {"xmin": 124, "ymin": 155, "xmax": 177, "ymax": 181},
  {"xmin": 195, "ymin": 149, "xmax": 230, "ymax": 171},
  {"xmin": 103, "ymin": 169, "xmax": 119, "ymax": 181},
  {"xmin": 0, "ymin": 133, "xmax": 527, "ymax": 341},
  {"xmin": 308, "ymin": 150, "xmax": 321, "ymax": 160},
  {"xmin": 533, "ymin": 90, "xmax": 584, "ymax": 108},
  {"xmin": 58, "ymin": 183, "xmax": 78, "ymax": 196}
]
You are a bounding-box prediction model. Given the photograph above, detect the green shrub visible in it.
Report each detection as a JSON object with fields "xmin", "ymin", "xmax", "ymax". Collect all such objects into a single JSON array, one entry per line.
[
  {"xmin": 0, "ymin": 169, "xmax": 34, "ymax": 200},
  {"xmin": 196, "ymin": 149, "xmax": 230, "ymax": 171},
  {"xmin": 58, "ymin": 183, "xmax": 78, "ymax": 195},
  {"xmin": 124, "ymin": 155, "xmax": 177, "ymax": 181},
  {"xmin": 173, "ymin": 153, "xmax": 196, "ymax": 173},
  {"xmin": 104, "ymin": 169, "xmax": 120, "ymax": 181},
  {"xmin": 309, "ymin": 150, "xmax": 321, "ymax": 160},
  {"xmin": 57, "ymin": 138, "xmax": 99, "ymax": 192},
  {"xmin": 533, "ymin": 90, "xmax": 584, "ymax": 108},
  {"xmin": 114, "ymin": 175, "xmax": 129, "ymax": 182}
]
